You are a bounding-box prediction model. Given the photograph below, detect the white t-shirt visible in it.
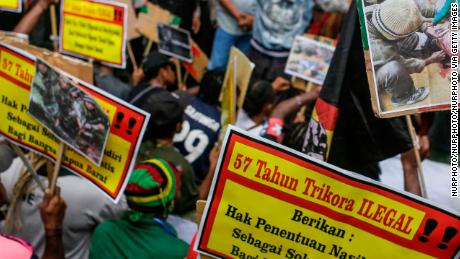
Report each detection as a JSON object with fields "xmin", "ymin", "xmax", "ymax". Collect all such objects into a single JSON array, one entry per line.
[
  {"xmin": 0, "ymin": 158, "xmax": 127, "ymax": 259},
  {"xmin": 235, "ymin": 109, "xmax": 264, "ymax": 136}
]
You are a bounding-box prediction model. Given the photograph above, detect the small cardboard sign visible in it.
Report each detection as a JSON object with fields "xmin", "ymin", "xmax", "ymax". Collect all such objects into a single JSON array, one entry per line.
[
  {"xmin": 157, "ymin": 23, "xmax": 193, "ymax": 63},
  {"xmin": 196, "ymin": 126, "xmax": 460, "ymax": 259},
  {"xmin": 0, "ymin": 42, "xmax": 150, "ymax": 202},
  {"xmin": 182, "ymin": 40, "xmax": 209, "ymax": 82},
  {"xmin": 59, "ymin": 0, "xmax": 128, "ymax": 68},
  {"xmin": 357, "ymin": 0, "xmax": 451, "ymax": 118},
  {"xmin": 135, "ymin": 2, "xmax": 180, "ymax": 42},
  {"xmin": 285, "ymin": 36, "xmax": 335, "ymax": 85},
  {"xmin": 0, "ymin": 0, "xmax": 22, "ymax": 13},
  {"xmin": 28, "ymin": 58, "xmax": 110, "ymax": 165}
]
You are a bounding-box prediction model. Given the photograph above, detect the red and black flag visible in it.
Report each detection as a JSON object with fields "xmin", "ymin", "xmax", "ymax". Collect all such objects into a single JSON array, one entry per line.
[{"xmin": 302, "ymin": 1, "xmax": 412, "ymax": 179}]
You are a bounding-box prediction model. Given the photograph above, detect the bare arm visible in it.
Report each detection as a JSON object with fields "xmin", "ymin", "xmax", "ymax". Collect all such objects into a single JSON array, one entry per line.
[
  {"xmin": 219, "ymin": 0, "xmax": 241, "ymax": 19},
  {"xmin": 271, "ymin": 91, "xmax": 319, "ymax": 120},
  {"xmin": 14, "ymin": 0, "xmax": 57, "ymax": 35},
  {"xmin": 40, "ymin": 188, "xmax": 66, "ymax": 259},
  {"xmin": 199, "ymin": 143, "xmax": 220, "ymax": 200}
]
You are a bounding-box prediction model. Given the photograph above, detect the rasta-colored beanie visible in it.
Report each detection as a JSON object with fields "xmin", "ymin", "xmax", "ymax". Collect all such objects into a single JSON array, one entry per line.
[
  {"xmin": 124, "ymin": 159, "xmax": 180, "ymax": 221},
  {"xmin": 372, "ymin": 0, "xmax": 424, "ymax": 40}
]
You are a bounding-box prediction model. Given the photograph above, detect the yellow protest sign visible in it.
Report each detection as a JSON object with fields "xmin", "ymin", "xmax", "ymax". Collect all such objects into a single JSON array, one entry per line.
[
  {"xmin": 0, "ymin": 42, "xmax": 150, "ymax": 202},
  {"xmin": 60, "ymin": 0, "xmax": 127, "ymax": 68},
  {"xmin": 0, "ymin": 0, "xmax": 22, "ymax": 12},
  {"xmin": 196, "ymin": 126, "xmax": 460, "ymax": 258},
  {"xmin": 219, "ymin": 47, "xmax": 254, "ymax": 139}
]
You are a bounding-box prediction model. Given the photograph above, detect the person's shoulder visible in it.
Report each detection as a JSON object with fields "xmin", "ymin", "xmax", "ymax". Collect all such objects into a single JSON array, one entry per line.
[
  {"xmin": 0, "ymin": 158, "xmax": 24, "ymax": 190},
  {"xmin": 92, "ymin": 219, "xmax": 124, "ymax": 238}
]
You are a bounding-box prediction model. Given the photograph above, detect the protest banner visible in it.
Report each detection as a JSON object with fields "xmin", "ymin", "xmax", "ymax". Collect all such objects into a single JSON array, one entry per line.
[
  {"xmin": 182, "ymin": 40, "xmax": 208, "ymax": 83},
  {"xmin": 29, "ymin": 58, "xmax": 110, "ymax": 166},
  {"xmin": 59, "ymin": 0, "xmax": 128, "ymax": 68},
  {"xmin": 357, "ymin": 0, "xmax": 451, "ymax": 118},
  {"xmin": 157, "ymin": 23, "xmax": 193, "ymax": 63},
  {"xmin": 0, "ymin": 0, "xmax": 22, "ymax": 13},
  {"xmin": 0, "ymin": 42, "xmax": 150, "ymax": 202},
  {"xmin": 196, "ymin": 126, "xmax": 460, "ymax": 259},
  {"xmin": 219, "ymin": 47, "xmax": 254, "ymax": 139},
  {"xmin": 286, "ymin": 35, "xmax": 335, "ymax": 85}
]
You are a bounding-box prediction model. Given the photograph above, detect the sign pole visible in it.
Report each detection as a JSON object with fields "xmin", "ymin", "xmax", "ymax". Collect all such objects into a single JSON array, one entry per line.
[
  {"xmin": 143, "ymin": 40, "xmax": 153, "ymax": 59},
  {"xmin": 50, "ymin": 4, "xmax": 58, "ymax": 51},
  {"xmin": 405, "ymin": 115, "xmax": 428, "ymax": 198},
  {"xmin": 8, "ymin": 143, "xmax": 46, "ymax": 192},
  {"xmin": 49, "ymin": 142, "xmax": 65, "ymax": 192},
  {"xmin": 175, "ymin": 59, "xmax": 183, "ymax": 85},
  {"xmin": 127, "ymin": 42, "xmax": 138, "ymax": 70},
  {"xmin": 183, "ymin": 70, "xmax": 189, "ymax": 84}
]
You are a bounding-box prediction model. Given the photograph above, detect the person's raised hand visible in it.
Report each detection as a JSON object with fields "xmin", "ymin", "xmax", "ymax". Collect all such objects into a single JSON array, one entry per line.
[
  {"xmin": 40, "ymin": 187, "xmax": 66, "ymax": 232},
  {"xmin": 272, "ymin": 76, "xmax": 291, "ymax": 93},
  {"xmin": 131, "ymin": 67, "xmax": 144, "ymax": 86},
  {"xmin": 418, "ymin": 135, "xmax": 430, "ymax": 161}
]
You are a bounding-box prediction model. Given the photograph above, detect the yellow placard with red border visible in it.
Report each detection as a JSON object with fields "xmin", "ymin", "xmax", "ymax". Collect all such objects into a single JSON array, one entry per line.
[
  {"xmin": 59, "ymin": 0, "xmax": 127, "ymax": 68},
  {"xmin": 196, "ymin": 126, "xmax": 460, "ymax": 259},
  {"xmin": 0, "ymin": 42, "xmax": 150, "ymax": 202},
  {"xmin": 0, "ymin": 0, "xmax": 22, "ymax": 13}
]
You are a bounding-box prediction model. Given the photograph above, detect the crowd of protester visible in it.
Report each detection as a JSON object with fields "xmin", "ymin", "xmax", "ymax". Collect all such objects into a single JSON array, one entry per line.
[{"xmin": 0, "ymin": 0, "xmax": 451, "ymax": 258}]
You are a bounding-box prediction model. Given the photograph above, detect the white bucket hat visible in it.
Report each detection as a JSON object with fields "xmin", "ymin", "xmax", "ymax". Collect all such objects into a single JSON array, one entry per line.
[{"xmin": 372, "ymin": 0, "xmax": 424, "ymax": 40}]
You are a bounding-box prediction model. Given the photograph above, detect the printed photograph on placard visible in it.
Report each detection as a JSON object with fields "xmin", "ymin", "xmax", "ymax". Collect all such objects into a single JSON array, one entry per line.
[
  {"xmin": 157, "ymin": 23, "xmax": 193, "ymax": 63},
  {"xmin": 358, "ymin": 0, "xmax": 451, "ymax": 116},
  {"xmin": 285, "ymin": 36, "xmax": 335, "ymax": 85},
  {"xmin": 28, "ymin": 58, "xmax": 110, "ymax": 165}
]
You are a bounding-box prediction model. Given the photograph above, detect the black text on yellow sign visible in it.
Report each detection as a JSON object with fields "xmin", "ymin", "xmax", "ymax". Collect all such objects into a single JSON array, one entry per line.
[
  {"xmin": 196, "ymin": 127, "xmax": 460, "ymax": 259},
  {"xmin": 60, "ymin": 0, "xmax": 127, "ymax": 68}
]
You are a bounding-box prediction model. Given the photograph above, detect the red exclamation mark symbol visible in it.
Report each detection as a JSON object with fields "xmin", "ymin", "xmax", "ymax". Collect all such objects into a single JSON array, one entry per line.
[
  {"xmin": 418, "ymin": 218, "xmax": 438, "ymax": 242},
  {"xmin": 117, "ymin": 9, "xmax": 122, "ymax": 23},
  {"xmin": 437, "ymin": 227, "xmax": 458, "ymax": 250},
  {"xmin": 114, "ymin": 112, "xmax": 124, "ymax": 129},
  {"xmin": 127, "ymin": 118, "xmax": 136, "ymax": 135},
  {"xmin": 113, "ymin": 8, "xmax": 119, "ymax": 23}
]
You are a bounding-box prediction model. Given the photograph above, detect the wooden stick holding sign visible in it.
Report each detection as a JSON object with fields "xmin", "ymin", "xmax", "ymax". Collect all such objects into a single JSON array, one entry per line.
[
  {"xmin": 183, "ymin": 71, "xmax": 189, "ymax": 84},
  {"xmin": 143, "ymin": 40, "xmax": 153, "ymax": 59},
  {"xmin": 175, "ymin": 59, "xmax": 183, "ymax": 85},
  {"xmin": 405, "ymin": 115, "xmax": 428, "ymax": 198},
  {"xmin": 8, "ymin": 143, "xmax": 46, "ymax": 192},
  {"xmin": 49, "ymin": 143, "xmax": 65, "ymax": 192},
  {"xmin": 50, "ymin": 4, "xmax": 58, "ymax": 51},
  {"xmin": 127, "ymin": 42, "xmax": 138, "ymax": 69}
]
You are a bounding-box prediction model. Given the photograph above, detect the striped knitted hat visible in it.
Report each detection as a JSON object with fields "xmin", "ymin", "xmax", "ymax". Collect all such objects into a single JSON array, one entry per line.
[
  {"xmin": 125, "ymin": 159, "xmax": 180, "ymax": 220},
  {"xmin": 372, "ymin": 0, "xmax": 424, "ymax": 40}
]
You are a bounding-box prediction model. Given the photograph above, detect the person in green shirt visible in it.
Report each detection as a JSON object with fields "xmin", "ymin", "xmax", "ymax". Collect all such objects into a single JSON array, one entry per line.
[
  {"xmin": 89, "ymin": 159, "xmax": 189, "ymax": 259},
  {"xmin": 137, "ymin": 90, "xmax": 200, "ymax": 220}
]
